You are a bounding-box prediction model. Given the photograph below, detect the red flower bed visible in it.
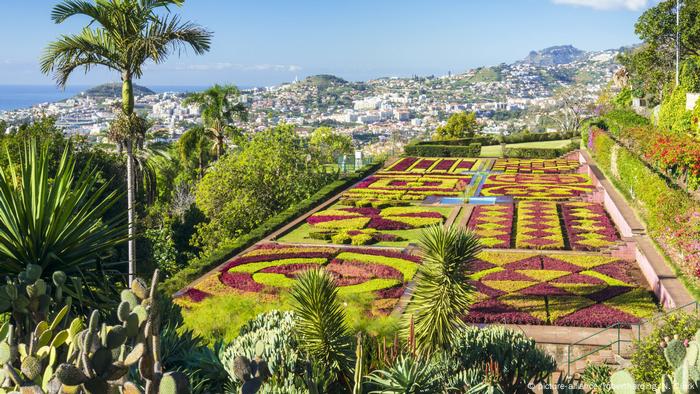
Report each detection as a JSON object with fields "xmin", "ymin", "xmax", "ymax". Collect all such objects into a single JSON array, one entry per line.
[
  {"xmin": 434, "ymin": 159, "xmax": 457, "ymax": 171},
  {"xmin": 387, "ymin": 157, "xmax": 419, "ymax": 172},
  {"xmin": 555, "ymin": 304, "xmax": 638, "ymax": 327}
]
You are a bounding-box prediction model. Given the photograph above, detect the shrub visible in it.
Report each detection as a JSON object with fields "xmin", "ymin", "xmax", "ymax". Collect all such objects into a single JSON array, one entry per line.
[
  {"xmin": 502, "ymin": 141, "xmax": 579, "ymax": 159},
  {"xmin": 603, "ymin": 108, "xmax": 649, "ymax": 138},
  {"xmin": 404, "ymin": 142, "xmax": 481, "ymax": 157},
  {"xmin": 657, "ymin": 86, "xmax": 690, "ymax": 135},
  {"xmin": 629, "ymin": 312, "xmax": 700, "ymax": 390}
]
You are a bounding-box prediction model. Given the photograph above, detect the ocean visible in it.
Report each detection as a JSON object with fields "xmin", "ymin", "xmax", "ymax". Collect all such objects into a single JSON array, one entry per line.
[{"xmin": 0, "ymin": 85, "xmax": 233, "ymax": 112}]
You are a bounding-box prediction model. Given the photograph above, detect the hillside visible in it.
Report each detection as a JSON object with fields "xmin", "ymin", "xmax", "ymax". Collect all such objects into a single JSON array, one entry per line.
[
  {"xmin": 522, "ymin": 45, "xmax": 586, "ymax": 66},
  {"xmin": 82, "ymin": 83, "xmax": 155, "ymax": 98}
]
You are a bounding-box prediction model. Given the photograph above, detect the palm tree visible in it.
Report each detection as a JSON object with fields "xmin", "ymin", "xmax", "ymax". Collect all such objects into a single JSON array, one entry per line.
[
  {"xmin": 178, "ymin": 126, "xmax": 213, "ymax": 180},
  {"xmin": 290, "ymin": 268, "xmax": 354, "ymax": 390},
  {"xmin": 41, "ymin": 0, "xmax": 212, "ymax": 284},
  {"xmin": 0, "ymin": 140, "xmax": 126, "ymax": 277},
  {"xmin": 403, "ymin": 224, "xmax": 481, "ymax": 357},
  {"xmin": 183, "ymin": 84, "xmax": 248, "ymax": 158}
]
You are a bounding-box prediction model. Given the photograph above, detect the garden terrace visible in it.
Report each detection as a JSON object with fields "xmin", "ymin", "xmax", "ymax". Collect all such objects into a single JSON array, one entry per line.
[
  {"xmin": 179, "ymin": 155, "xmax": 668, "ymax": 333},
  {"xmin": 178, "ymin": 244, "xmax": 420, "ymax": 317}
]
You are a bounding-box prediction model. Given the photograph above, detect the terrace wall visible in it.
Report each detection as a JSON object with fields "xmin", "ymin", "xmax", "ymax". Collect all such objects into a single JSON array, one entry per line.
[{"xmin": 564, "ymin": 150, "xmax": 694, "ymax": 309}]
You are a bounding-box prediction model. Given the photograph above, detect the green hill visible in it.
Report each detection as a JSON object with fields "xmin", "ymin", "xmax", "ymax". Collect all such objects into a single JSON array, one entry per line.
[{"xmin": 82, "ymin": 83, "xmax": 155, "ymax": 98}]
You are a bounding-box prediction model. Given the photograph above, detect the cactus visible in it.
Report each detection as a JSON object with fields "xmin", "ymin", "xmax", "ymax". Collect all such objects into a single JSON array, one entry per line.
[
  {"xmin": 0, "ymin": 264, "xmax": 74, "ymax": 345},
  {"xmin": 0, "ymin": 305, "xmax": 80, "ymax": 394},
  {"xmin": 231, "ymin": 341, "xmax": 272, "ymax": 394},
  {"xmin": 51, "ymin": 270, "xmax": 187, "ymax": 394},
  {"xmin": 353, "ymin": 333, "xmax": 364, "ymax": 394},
  {"xmin": 611, "ymin": 329, "xmax": 700, "ymax": 394}
]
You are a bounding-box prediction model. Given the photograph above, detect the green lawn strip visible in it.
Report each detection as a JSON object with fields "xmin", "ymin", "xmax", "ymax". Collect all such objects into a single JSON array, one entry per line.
[
  {"xmin": 480, "ymin": 139, "xmax": 574, "ymax": 157},
  {"xmin": 337, "ymin": 279, "xmax": 403, "ymax": 295},
  {"xmin": 276, "ymin": 223, "xmax": 329, "ymax": 244},
  {"xmin": 335, "ymin": 252, "xmax": 418, "ymax": 281},
  {"xmin": 229, "ymin": 258, "xmax": 327, "ymax": 273},
  {"xmin": 252, "ymin": 272, "xmax": 298, "ymax": 288}
]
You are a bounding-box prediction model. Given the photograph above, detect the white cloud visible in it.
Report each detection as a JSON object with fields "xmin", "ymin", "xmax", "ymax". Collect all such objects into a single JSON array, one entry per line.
[
  {"xmin": 172, "ymin": 62, "xmax": 302, "ymax": 72},
  {"xmin": 552, "ymin": 0, "xmax": 650, "ymax": 10}
]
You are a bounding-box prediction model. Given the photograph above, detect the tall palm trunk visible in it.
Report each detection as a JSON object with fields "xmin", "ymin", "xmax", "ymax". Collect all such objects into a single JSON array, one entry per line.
[{"xmin": 122, "ymin": 73, "xmax": 136, "ymax": 285}]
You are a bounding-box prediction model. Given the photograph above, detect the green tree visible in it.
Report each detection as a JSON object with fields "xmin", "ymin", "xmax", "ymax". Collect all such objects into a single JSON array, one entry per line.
[
  {"xmin": 193, "ymin": 124, "xmax": 332, "ymax": 254},
  {"xmin": 0, "ymin": 140, "xmax": 126, "ymax": 279},
  {"xmin": 434, "ymin": 112, "xmax": 482, "ymax": 140},
  {"xmin": 178, "ymin": 126, "xmax": 213, "ymax": 181},
  {"xmin": 309, "ymin": 126, "xmax": 353, "ymax": 165},
  {"xmin": 404, "ymin": 224, "xmax": 481, "ymax": 356},
  {"xmin": 41, "ymin": 0, "xmax": 212, "ymax": 283},
  {"xmin": 183, "ymin": 84, "xmax": 248, "ymax": 159}
]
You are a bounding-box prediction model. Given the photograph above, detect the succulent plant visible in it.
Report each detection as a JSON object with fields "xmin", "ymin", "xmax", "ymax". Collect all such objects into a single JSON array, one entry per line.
[
  {"xmin": 232, "ymin": 341, "xmax": 272, "ymax": 394},
  {"xmin": 0, "ymin": 304, "xmax": 80, "ymax": 394},
  {"xmin": 611, "ymin": 329, "xmax": 700, "ymax": 394}
]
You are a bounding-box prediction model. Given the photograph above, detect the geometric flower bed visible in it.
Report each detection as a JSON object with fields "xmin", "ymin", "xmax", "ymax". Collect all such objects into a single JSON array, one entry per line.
[
  {"xmin": 180, "ymin": 245, "xmax": 421, "ymax": 316},
  {"xmin": 515, "ymin": 201, "xmax": 565, "ymax": 250},
  {"xmin": 305, "ymin": 205, "xmax": 446, "ymax": 245},
  {"xmin": 467, "ymin": 204, "xmax": 514, "ymax": 248},
  {"xmin": 480, "ymin": 173, "xmax": 595, "ymax": 200},
  {"xmin": 562, "ymin": 202, "xmax": 619, "ymax": 251},
  {"xmin": 491, "ymin": 158, "xmax": 580, "ymax": 174},
  {"xmin": 383, "ymin": 157, "xmax": 479, "ymax": 174},
  {"xmin": 343, "ymin": 173, "xmax": 471, "ymax": 201},
  {"xmin": 464, "ymin": 251, "xmax": 658, "ymax": 327}
]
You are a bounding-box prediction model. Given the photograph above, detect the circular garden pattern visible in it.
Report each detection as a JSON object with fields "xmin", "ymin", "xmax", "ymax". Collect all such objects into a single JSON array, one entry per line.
[{"xmin": 184, "ymin": 245, "xmax": 421, "ymax": 316}]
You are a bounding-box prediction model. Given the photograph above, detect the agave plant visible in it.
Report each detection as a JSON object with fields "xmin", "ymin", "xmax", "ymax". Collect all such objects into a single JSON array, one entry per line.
[
  {"xmin": 290, "ymin": 268, "xmax": 354, "ymax": 389},
  {"xmin": 0, "ymin": 140, "xmax": 127, "ymax": 281},
  {"xmin": 403, "ymin": 224, "xmax": 481, "ymax": 356},
  {"xmin": 365, "ymin": 355, "xmax": 441, "ymax": 394}
]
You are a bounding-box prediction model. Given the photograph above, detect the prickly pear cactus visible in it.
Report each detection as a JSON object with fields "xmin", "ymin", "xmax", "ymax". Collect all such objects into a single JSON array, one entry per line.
[
  {"xmin": 611, "ymin": 330, "xmax": 700, "ymax": 394},
  {"xmin": 0, "ymin": 265, "xmax": 74, "ymax": 344},
  {"xmin": 0, "ymin": 304, "xmax": 80, "ymax": 394}
]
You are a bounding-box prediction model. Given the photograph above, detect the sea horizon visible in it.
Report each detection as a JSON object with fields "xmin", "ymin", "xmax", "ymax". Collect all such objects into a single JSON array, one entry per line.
[{"xmin": 0, "ymin": 84, "xmax": 257, "ymax": 112}]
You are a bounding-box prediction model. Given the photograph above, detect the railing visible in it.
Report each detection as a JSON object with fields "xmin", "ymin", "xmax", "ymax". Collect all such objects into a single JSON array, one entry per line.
[{"xmin": 566, "ymin": 301, "xmax": 700, "ymax": 375}]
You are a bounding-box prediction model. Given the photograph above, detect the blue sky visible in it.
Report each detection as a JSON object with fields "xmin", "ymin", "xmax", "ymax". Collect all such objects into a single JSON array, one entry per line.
[{"xmin": 0, "ymin": 0, "xmax": 655, "ymax": 87}]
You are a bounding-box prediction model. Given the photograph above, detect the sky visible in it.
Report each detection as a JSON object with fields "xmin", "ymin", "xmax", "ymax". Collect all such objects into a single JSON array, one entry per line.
[{"xmin": 0, "ymin": 0, "xmax": 657, "ymax": 88}]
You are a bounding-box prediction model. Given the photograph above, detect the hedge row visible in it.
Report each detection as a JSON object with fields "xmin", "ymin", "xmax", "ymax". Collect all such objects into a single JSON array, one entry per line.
[
  {"xmin": 416, "ymin": 130, "xmax": 578, "ymax": 149},
  {"xmin": 602, "ymin": 108, "xmax": 650, "ymax": 138},
  {"xmin": 161, "ymin": 162, "xmax": 384, "ymax": 295},
  {"xmin": 585, "ymin": 126, "xmax": 700, "ymax": 286},
  {"xmin": 404, "ymin": 143, "xmax": 482, "ymax": 157},
  {"xmin": 502, "ymin": 141, "xmax": 579, "ymax": 159}
]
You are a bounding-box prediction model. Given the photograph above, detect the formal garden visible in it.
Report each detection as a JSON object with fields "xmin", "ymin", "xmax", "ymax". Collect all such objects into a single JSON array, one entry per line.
[{"xmin": 2, "ymin": 0, "xmax": 700, "ymax": 393}]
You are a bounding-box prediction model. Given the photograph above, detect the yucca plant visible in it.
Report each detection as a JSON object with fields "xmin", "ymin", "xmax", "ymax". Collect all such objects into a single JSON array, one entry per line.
[
  {"xmin": 404, "ymin": 224, "xmax": 481, "ymax": 356},
  {"xmin": 0, "ymin": 140, "xmax": 127, "ymax": 279},
  {"xmin": 290, "ymin": 268, "xmax": 354, "ymax": 390}
]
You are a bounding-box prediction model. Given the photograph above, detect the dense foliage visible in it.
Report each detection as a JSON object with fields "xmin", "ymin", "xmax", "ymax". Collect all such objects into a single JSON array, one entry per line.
[
  {"xmin": 193, "ymin": 124, "xmax": 336, "ymax": 255},
  {"xmin": 434, "ymin": 111, "xmax": 482, "ymax": 140}
]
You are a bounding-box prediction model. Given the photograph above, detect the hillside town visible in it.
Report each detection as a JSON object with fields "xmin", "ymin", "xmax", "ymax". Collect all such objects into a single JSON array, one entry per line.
[{"xmin": 0, "ymin": 45, "xmax": 619, "ymax": 154}]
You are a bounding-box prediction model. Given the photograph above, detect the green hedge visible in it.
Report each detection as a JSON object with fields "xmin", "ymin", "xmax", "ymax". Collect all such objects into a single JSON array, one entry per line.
[
  {"xmin": 404, "ymin": 143, "xmax": 481, "ymax": 157},
  {"xmin": 602, "ymin": 108, "xmax": 650, "ymax": 138},
  {"xmin": 501, "ymin": 130, "xmax": 577, "ymax": 144},
  {"xmin": 161, "ymin": 162, "xmax": 383, "ymax": 295},
  {"xmin": 417, "ymin": 136, "xmax": 499, "ymax": 146},
  {"xmin": 502, "ymin": 141, "xmax": 579, "ymax": 159},
  {"xmin": 586, "ymin": 128, "xmax": 690, "ymax": 237}
]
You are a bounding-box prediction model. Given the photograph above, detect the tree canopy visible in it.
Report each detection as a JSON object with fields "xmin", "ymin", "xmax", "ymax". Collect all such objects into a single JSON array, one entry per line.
[
  {"xmin": 309, "ymin": 126, "xmax": 353, "ymax": 164},
  {"xmin": 434, "ymin": 112, "xmax": 482, "ymax": 140}
]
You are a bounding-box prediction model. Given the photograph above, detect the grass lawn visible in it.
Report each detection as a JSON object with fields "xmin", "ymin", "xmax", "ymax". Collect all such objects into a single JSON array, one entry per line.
[
  {"xmin": 480, "ymin": 139, "xmax": 575, "ymax": 157},
  {"xmin": 276, "ymin": 204, "xmax": 455, "ymax": 247}
]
